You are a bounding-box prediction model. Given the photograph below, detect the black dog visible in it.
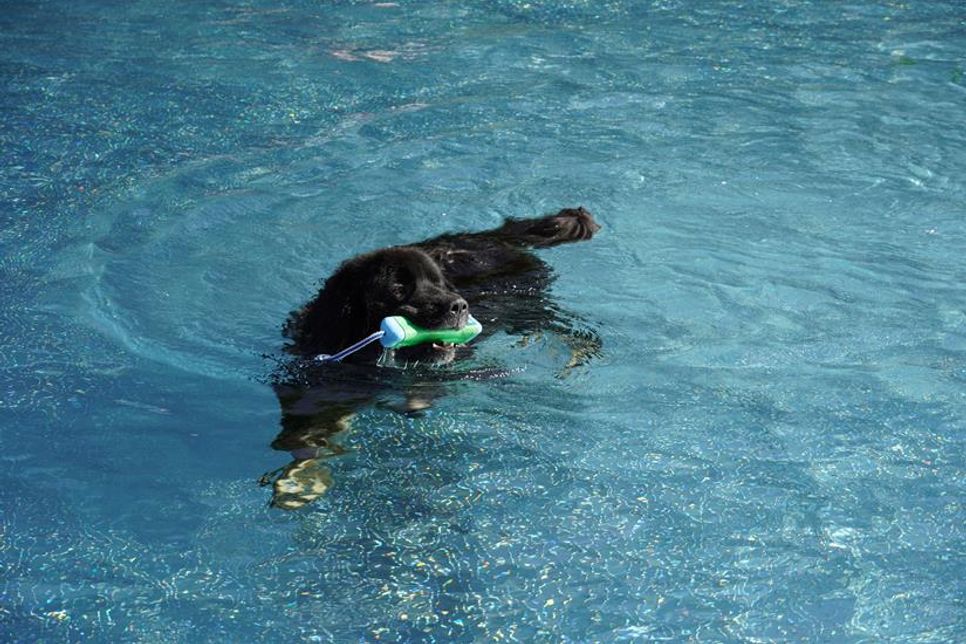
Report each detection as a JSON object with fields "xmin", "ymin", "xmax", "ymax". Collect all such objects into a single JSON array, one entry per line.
[{"xmin": 264, "ymin": 207, "xmax": 601, "ymax": 509}]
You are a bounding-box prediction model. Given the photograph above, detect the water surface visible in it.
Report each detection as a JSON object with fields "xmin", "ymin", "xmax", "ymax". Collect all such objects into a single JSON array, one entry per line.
[{"xmin": 2, "ymin": 1, "xmax": 964, "ymax": 640}]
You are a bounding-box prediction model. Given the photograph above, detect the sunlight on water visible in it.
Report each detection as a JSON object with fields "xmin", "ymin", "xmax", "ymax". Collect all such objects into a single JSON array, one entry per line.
[{"xmin": 2, "ymin": 0, "xmax": 964, "ymax": 640}]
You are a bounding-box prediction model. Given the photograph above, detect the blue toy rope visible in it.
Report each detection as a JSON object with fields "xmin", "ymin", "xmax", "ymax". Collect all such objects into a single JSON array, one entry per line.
[{"xmin": 315, "ymin": 330, "xmax": 385, "ymax": 363}]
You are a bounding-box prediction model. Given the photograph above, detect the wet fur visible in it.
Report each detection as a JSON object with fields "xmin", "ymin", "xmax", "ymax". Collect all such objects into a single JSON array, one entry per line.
[{"xmin": 265, "ymin": 207, "xmax": 601, "ymax": 509}]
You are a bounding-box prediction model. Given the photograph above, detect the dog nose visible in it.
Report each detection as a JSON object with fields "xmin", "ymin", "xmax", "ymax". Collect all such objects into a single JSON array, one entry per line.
[
  {"xmin": 450, "ymin": 297, "xmax": 468, "ymax": 315},
  {"xmin": 449, "ymin": 297, "xmax": 469, "ymax": 326}
]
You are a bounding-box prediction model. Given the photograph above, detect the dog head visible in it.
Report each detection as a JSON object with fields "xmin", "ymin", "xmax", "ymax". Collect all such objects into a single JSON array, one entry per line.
[{"xmin": 286, "ymin": 246, "xmax": 469, "ymax": 364}]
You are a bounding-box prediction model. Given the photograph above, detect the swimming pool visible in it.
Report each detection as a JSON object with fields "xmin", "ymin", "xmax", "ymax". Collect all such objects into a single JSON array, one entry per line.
[{"xmin": 2, "ymin": 0, "xmax": 963, "ymax": 640}]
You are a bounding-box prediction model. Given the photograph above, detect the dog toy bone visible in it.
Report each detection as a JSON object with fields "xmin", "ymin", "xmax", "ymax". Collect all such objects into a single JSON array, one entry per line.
[
  {"xmin": 315, "ymin": 315, "xmax": 482, "ymax": 363},
  {"xmin": 379, "ymin": 315, "xmax": 482, "ymax": 349}
]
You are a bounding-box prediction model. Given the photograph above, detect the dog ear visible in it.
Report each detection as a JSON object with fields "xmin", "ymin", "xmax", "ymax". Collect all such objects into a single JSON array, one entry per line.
[{"xmin": 284, "ymin": 258, "xmax": 370, "ymax": 356}]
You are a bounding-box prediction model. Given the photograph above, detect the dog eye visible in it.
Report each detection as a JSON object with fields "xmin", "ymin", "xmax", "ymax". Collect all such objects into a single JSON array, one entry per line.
[{"xmin": 389, "ymin": 281, "xmax": 409, "ymax": 300}]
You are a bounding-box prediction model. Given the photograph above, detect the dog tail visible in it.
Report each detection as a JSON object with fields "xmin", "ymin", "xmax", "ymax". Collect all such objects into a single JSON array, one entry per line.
[{"xmin": 495, "ymin": 207, "xmax": 601, "ymax": 248}]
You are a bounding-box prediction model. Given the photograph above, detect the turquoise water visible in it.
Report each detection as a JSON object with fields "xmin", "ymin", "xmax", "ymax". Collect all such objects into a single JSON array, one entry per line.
[{"xmin": 2, "ymin": 0, "xmax": 964, "ymax": 640}]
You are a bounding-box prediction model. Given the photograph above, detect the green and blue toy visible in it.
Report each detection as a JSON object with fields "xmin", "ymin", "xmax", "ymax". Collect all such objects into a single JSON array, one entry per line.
[
  {"xmin": 379, "ymin": 315, "xmax": 482, "ymax": 349},
  {"xmin": 315, "ymin": 315, "xmax": 482, "ymax": 363}
]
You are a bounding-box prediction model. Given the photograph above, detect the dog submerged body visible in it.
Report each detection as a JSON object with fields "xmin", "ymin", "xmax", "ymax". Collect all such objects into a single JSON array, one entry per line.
[{"xmin": 266, "ymin": 207, "xmax": 601, "ymax": 509}]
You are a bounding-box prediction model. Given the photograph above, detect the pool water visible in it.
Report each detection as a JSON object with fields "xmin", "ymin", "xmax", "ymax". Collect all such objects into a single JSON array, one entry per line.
[{"xmin": 2, "ymin": 1, "xmax": 964, "ymax": 640}]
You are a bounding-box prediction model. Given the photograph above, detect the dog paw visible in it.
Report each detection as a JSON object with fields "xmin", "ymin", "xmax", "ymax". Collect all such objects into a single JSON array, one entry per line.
[{"xmin": 269, "ymin": 459, "xmax": 333, "ymax": 510}]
